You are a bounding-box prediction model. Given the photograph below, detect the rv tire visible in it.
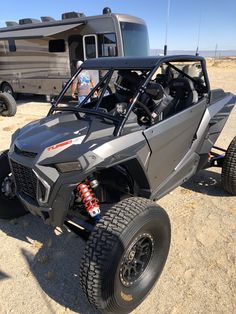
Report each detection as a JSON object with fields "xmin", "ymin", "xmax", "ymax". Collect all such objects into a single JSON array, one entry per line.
[
  {"xmin": 0, "ymin": 92, "xmax": 17, "ymax": 117},
  {"xmin": 1, "ymin": 83, "xmax": 14, "ymax": 96}
]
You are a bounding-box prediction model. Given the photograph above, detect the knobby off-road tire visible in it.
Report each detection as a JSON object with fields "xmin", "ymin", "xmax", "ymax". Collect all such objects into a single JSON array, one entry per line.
[
  {"xmin": 0, "ymin": 151, "xmax": 27, "ymax": 219},
  {"xmin": 0, "ymin": 92, "xmax": 17, "ymax": 117},
  {"xmin": 222, "ymin": 136, "xmax": 236, "ymax": 195},
  {"xmin": 80, "ymin": 197, "xmax": 171, "ymax": 314}
]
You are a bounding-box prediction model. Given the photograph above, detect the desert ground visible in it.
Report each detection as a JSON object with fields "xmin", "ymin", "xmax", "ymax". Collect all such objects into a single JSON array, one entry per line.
[{"xmin": 0, "ymin": 58, "xmax": 235, "ymax": 314}]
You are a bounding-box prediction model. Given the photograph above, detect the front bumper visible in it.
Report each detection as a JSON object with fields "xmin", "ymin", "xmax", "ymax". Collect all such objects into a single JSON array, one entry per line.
[
  {"xmin": 8, "ymin": 151, "xmax": 79, "ymax": 227},
  {"xmin": 17, "ymin": 183, "xmax": 76, "ymax": 227}
]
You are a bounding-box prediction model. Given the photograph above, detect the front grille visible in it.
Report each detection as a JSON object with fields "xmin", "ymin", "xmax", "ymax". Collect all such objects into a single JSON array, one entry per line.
[
  {"xmin": 14, "ymin": 145, "xmax": 37, "ymax": 158},
  {"xmin": 11, "ymin": 160, "xmax": 37, "ymax": 199}
]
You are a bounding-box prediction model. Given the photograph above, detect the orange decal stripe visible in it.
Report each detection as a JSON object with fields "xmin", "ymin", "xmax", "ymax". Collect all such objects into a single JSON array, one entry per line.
[{"xmin": 48, "ymin": 139, "xmax": 73, "ymax": 151}]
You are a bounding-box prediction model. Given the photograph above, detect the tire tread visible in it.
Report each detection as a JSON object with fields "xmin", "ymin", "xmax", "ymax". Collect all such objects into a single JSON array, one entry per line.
[
  {"xmin": 80, "ymin": 197, "xmax": 164, "ymax": 312},
  {"xmin": 222, "ymin": 136, "xmax": 236, "ymax": 195}
]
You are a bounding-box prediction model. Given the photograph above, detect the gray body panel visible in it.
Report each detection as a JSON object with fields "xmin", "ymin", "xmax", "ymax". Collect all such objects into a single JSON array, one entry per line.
[{"xmin": 144, "ymin": 98, "xmax": 206, "ymax": 191}]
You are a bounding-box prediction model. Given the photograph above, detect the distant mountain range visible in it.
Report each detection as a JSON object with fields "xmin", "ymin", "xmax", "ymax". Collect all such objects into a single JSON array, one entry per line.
[{"xmin": 150, "ymin": 49, "xmax": 236, "ymax": 57}]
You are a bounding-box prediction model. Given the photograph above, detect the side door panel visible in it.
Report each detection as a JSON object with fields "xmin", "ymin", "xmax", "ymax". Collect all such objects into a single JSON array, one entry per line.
[{"xmin": 143, "ymin": 99, "xmax": 207, "ymax": 191}]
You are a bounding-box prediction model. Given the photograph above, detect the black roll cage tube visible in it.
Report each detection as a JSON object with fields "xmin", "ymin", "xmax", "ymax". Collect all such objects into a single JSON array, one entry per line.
[{"xmin": 48, "ymin": 68, "xmax": 123, "ymax": 126}]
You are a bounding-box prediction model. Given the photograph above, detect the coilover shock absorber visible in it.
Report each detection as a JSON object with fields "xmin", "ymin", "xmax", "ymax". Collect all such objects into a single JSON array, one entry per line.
[{"xmin": 76, "ymin": 177, "xmax": 100, "ymax": 219}]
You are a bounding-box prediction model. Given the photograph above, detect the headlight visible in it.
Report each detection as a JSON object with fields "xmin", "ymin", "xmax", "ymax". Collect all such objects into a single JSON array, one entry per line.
[{"xmin": 55, "ymin": 161, "xmax": 82, "ymax": 173}]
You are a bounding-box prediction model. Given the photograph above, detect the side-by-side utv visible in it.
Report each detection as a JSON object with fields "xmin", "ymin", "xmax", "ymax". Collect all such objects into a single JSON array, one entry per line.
[{"xmin": 0, "ymin": 55, "xmax": 235, "ymax": 313}]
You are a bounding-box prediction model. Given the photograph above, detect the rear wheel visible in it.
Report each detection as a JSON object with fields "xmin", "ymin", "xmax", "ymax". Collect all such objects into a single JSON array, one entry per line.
[
  {"xmin": 80, "ymin": 197, "xmax": 171, "ymax": 313},
  {"xmin": 0, "ymin": 92, "xmax": 17, "ymax": 116},
  {"xmin": 222, "ymin": 136, "xmax": 236, "ymax": 195},
  {"xmin": 0, "ymin": 151, "xmax": 27, "ymax": 219}
]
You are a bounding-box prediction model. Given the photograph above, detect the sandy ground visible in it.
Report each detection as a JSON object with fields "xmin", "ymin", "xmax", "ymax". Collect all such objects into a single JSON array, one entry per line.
[{"xmin": 0, "ymin": 60, "xmax": 236, "ymax": 314}]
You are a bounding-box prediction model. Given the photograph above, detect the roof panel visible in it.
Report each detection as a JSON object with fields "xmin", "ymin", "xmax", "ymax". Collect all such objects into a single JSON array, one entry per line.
[
  {"xmin": 81, "ymin": 55, "xmax": 204, "ymax": 70},
  {"xmin": 82, "ymin": 57, "xmax": 160, "ymax": 69}
]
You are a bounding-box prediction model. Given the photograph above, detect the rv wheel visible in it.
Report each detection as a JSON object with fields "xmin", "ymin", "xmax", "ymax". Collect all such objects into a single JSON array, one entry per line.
[
  {"xmin": 1, "ymin": 83, "xmax": 14, "ymax": 96},
  {"xmin": 222, "ymin": 136, "xmax": 236, "ymax": 195},
  {"xmin": 80, "ymin": 197, "xmax": 171, "ymax": 313},
  {"xmin": 0, "ymin": 151, "xmax": 27, "ymax": 219},
  {"xmin": 0, "ymin": 92, "xmax": 17, "ymax": 117}
]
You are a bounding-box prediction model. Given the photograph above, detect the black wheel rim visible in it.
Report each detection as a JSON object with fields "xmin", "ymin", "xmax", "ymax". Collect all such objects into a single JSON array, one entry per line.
[{"xmin": 119, "ymin": 233, "xmax": 154, "ymax": 287}]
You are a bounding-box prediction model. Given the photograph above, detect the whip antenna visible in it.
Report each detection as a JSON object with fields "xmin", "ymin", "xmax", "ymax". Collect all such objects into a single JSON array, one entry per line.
[
  {"xmin": 164, "ymin": 0, "xmax": 171, "ymax": 55},
  {"xmin": 196, "ymin": 10, "xmax": 202, "ymax": 56}
]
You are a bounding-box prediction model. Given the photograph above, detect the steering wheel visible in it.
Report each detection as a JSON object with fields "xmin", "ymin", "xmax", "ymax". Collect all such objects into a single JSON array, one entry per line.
[{"xmin": 134, "ymin": 100, "xmax": 153, "ymax": 126}]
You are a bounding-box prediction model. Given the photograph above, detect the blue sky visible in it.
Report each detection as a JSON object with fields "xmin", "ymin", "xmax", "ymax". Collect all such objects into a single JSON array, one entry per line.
[{"xmin": 0, "ymin": 0, "xmax": 235, "ymax": 51}]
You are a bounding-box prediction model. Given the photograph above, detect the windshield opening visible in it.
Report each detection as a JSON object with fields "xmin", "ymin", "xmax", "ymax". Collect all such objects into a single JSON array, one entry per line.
[
  {"xmin": 51, "ymin": 66, "xmax": 152, "ymax": 134},
  {"xmin": 76, "ymin": 68, "xmax": 149, "ymax": 117}
]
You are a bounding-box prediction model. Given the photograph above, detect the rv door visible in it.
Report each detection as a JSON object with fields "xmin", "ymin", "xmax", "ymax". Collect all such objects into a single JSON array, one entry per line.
[
  {"xmin": 83, "ymin": 34, "xmax": 98, "ymax": 60},
  {"xmin": 83, "ymin": 34, "xmax": 99, "ymax": 84}
]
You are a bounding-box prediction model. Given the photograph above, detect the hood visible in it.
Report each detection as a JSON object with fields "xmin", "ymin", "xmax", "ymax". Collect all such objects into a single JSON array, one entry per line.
[{"xmin": 13, "ymin": 112, "xmax": 115, "ymax": 163}]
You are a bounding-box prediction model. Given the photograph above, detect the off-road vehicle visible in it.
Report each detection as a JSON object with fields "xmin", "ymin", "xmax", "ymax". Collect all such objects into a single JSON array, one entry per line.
[{"xmin": 0, "ymin": 55, "xmax": 235, "ymax": 313}]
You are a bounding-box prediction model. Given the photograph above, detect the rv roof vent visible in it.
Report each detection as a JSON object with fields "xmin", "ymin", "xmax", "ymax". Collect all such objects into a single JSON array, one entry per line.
[
  {"xmin": 61, "ymin": 12, "xmax": 85, "ymax": 19},
  {"xmin": 103, "ymin": 7, "xmax": 112, "ymax": 14},
  {"xmin": 19, "ymin": 18, "xmax": 41, "ymax": 25},
  {"xmin": 41, "ymin": 16, "xmax": 55, "ymax": 22},
  {"xmin": 5, "ymin": 21, "xmax": 18, "ymax": 27}
]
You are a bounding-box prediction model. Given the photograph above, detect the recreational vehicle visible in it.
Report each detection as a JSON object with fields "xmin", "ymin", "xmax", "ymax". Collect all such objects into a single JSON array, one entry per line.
[{"xmin": 0, "ymin": 8, "xmax": 149, "ymax": 98}]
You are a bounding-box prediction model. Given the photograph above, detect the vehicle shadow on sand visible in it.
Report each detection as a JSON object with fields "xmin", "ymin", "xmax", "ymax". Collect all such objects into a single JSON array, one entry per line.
[
  {"xmin": 0, "ymin": 215, "xmax": 98, "ymax": 314},
  {"xmin": 0, "ymin": 270, "xmax": 10, "ymax": 281},
  {"xmin": 182, "ymin": 168, "xmax": 231, "ymax": 197},
  {"xmin": 16, "ymin": 94, "xmax": 50, "ymax": 106},
  {"xmin": 16, "ymin": 94, "xmax": 70, "ymax": 106}
]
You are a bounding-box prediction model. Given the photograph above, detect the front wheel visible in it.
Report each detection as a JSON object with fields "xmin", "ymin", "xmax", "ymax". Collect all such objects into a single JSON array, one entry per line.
[
  {"xmin": 80, "ymin": 197, "xmax": 171, "ymax": 313},
  {"xmin": 0, "ymin": 151, "xmax": 27, "ymax": 219},
  {"xmin": 222, "ymin": 136, "xmax": 236, "ymax": 195}
]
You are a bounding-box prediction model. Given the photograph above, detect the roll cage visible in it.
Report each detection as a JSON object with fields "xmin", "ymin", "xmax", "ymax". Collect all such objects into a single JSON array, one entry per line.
[{"xmin": 48, "ymin": 55, "xmax": 210, "ymax": 136}]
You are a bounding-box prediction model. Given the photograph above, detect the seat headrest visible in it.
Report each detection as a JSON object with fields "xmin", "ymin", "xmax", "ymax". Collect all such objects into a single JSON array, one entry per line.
[
  {"xmin": 115, "ymin": 70, "xmax": 141, "ymax": 96},
  {"xmin": 146, "ymin": 82, "xmax": 164, "ymax": 100},
  {"xmin": 155, "ymin": 74, "xmax": 169, "ymax": 88},
  {"xmin": 169, "ymin": 78, "xmax": 195, "ymax": 99}
]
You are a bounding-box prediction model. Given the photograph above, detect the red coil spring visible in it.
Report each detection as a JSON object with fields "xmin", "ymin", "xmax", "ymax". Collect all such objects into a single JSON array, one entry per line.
[{"xmin": 76, "ymin": 182, "xmax": 99, "ymax": 215}]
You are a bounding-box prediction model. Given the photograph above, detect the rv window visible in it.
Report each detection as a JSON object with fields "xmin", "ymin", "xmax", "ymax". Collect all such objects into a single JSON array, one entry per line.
[
  {"xmin": 98, "ymin": 33, "xmax": 117, "ymax": 57},
  {"xmin": 49, "ymin": 39, "xmax": 65, "ymax": 53},
  {"xmin": 84, "ymin": 36, "xmax": 96, "ymax": 59},
  {"xmin": 8, "ymin": 39, "xmax": 16, "ymax": 52},
  {"xmin": 120, "ymin": 22, "xmax": 149, "ymax": 56}
]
